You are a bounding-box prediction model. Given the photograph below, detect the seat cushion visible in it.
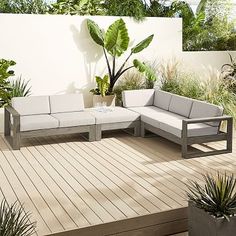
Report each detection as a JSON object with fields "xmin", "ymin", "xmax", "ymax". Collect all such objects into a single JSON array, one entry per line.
[
  {"xmin": 122, "ymin": 89, "xmax": 154, "ymax": 108},
  {"xmin": 51, "ymin": 112, "xmax": 95, "ymax": 128},
  {"xmin": 169, "ymin": 94, "xmax": 193, "ymax": 117},
  {"xmin": 12, "ymin": 96, "xmax": 50, "ymax": 115},
  {"xmin": 87, "ymin": 107, "xmax": 140, "ymax": 124},
  {"xmin": 154, "ymin": 90, "xmax": 172, "ymax": 110},
  {"xmin": 20, "ymin": 115, "xmax": 59, "ymax": 131},
  {"xmin": 50, "ymin": 94, "xmax": 84, "ymax": 113},
  {"xmin": 160, "ymin": 120, "xmax": 218, "ymax": 138},
  {"xmin": 189, "ymin": 100, "xmax": 223, "ymax": 127},
  {"xmin": 129, "ymin": 106, "xmax": 185, "ymax": 128}
]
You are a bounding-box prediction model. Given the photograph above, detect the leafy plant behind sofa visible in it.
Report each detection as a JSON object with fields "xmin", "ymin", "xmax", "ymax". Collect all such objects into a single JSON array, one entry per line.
[
  {"xmin": 87, "ymin": 18, "xmax": 156, "ymax": 94},
  {"xmin": 160, "ymin": 59, "xmax": 236, "ymax": 126},
  {"xmin": 0, "ymin": 59, "xmax": 31, "ymax": 107}
]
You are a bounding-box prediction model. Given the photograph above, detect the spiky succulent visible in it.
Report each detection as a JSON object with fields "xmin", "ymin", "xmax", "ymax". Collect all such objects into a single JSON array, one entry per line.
[
  {"xmin": 0, "ymin": 198, "xmax": 36, "ymax": 236},
  {"xmin": 186, "ymin": 172, "xmax": 236, "ymax": 221}
]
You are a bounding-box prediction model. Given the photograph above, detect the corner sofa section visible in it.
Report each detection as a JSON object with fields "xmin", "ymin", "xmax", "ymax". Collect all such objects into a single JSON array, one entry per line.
[{"xmin": 122, "ymin": 89, "xmax": 233, "ymax": 158}]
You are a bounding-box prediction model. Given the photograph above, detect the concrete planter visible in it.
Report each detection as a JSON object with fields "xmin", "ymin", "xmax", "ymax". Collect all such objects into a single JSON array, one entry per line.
[
  {"xmin": 92, "ymin": 94, "xmax": 116, "ymax": 107},
  {"xmin": 188, "ymin": 201, "xmax": 236, "ymax": 236}
]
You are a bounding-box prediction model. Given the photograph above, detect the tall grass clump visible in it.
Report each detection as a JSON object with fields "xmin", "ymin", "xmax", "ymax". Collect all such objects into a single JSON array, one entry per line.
[
  {"xmin": 0, "ymin": 198, "xmax": 36, "ymax": 236},
  {"xmin": 159, "ymin": 59, "xmax": 236, "ymax": 125}
]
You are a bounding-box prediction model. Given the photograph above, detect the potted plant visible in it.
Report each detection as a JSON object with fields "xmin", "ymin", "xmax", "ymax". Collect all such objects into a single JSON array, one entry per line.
[
  {"xmin": 87, "ymin": 18, "xmax": 156, "ymax": 106},
  {"xmin": 186, "ymin": 172, "xmax": 236, "ymax": 236},
  {"xmin": 0, "ymin": 198, "xmax": 36, "ymax": 236},
  {"xmin": 90, "ymin": 74, "xmax": 116, "ymax": 106}
]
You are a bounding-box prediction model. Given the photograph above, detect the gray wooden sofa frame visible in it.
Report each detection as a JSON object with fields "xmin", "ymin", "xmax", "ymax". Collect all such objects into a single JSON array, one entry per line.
[
  {"xmin": 4, "ymin": 106, "xmax": 96, "ymax": 150},
  {"xmin": 95, "ymin": 121, "xmax": 141, "ymax": 141},
  {"xmin": 141, "ymin": 116, "xmax": 233, "ymax": 158}
]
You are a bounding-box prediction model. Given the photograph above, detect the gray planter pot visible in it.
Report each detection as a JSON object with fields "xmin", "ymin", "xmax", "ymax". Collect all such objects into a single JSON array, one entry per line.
[{"xmin": 188, "ymin": 201, "xmax": 236, "ymax": 236}]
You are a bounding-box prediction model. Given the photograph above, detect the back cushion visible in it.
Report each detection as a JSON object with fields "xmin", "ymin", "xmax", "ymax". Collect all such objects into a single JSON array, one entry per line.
[
  {"xmin": 154, "ymin": 90, "xmax": 172, "ymax": 110},
  {"xmin": 12, "ymin": 96, "xmax": 50, "ymax": 116},
  {"xmin": 50, "ymin": 94, "xmax": 84, "ymax": 113},
  {"xmin": 122, "ymin": 89, "xmax": 154, "ymax": 108},
  {"xmin": 190, "ymin": 100, "xmax": 223, "ymax": 126},
  {"xmin": 169, "ymin": 94, "xmax": 193, "ymax": 117}
]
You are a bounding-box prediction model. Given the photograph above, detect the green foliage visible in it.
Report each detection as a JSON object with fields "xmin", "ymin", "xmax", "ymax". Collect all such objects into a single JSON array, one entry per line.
[
  {"xmin": 49, "ymin": 0, "xmax": 104, "ymax": 15},
  {"xmin": 0, "ymin": 59, "xmax": 31, "ymax": 107},
  {"xmin": 0, "ymin": 198, "xmax": 36, "ymax": 236},
  {"xmin": 90, "ymin": 74, "xmax": 110, "ymax": 97},
  {"xmin": 131, "ymin": 34, "xmax": 154, "ymax": 54},
  {"xmin": 0, "ymin": 59, "xmax": 16, "ymax": 107},
  {"xmin": 103, "ymin": 0, "xmax": 146, "ymax": 21},
  {"xmin": 10, "ymin": 76, "xmax": 31, "ymax": 98},
  {"xmin": 133, "ymin": 59, "xmax": 157, "ymax": 82},
  {"xmin": 221, "ymin": 53, "xmax": 236, "ymax": 93},
  {"xmin": 160, "ymin": 59, "xmax": 236, "ymax": 124},
  {"xmin": 104, "ymin": 19, "xmax": 129, "ymax": 57},
  {"xmin": 186, "ymin": 172, "xmax": 236, "ymax": 221},
  {"xmin": 87, "ymin": 18, "xmax": 154, "ymax": 93},
  {"xmin": 87, "ymin": 19, "xmax": 104, "ymax": 46},
  {"xmin": 0, "ymin": 0, "xmax": 48, "ymax": 14},
  {"xmin": 113, "ymin": 70, "xmax": 147, "ymax": 106}
]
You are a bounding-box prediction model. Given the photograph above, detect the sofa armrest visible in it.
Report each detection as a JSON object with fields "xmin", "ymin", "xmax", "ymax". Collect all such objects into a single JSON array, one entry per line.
[
  {"xmin": 5, "ymin": 105, "xmax": 20, "ymax": 117},
  {"xmin": 182, "ymin": 115, "xmax": 233, "ymax": 140},
  {"xmin": 182, "ymin": 115, "xmax": 232, "ymax": 125},
  {"xmin": 122, "ymin": 89, "xmax": 155, "ymax": 108}
]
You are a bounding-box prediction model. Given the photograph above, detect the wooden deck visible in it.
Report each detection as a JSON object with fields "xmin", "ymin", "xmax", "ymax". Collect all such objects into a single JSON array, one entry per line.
[{"xmin": 0, "ymin": 131, "xmax": 235, "ymax": 236}]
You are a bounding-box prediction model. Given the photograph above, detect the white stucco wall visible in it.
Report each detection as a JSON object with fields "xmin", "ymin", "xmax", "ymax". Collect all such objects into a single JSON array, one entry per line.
[{"xmin": 0, "ymin": 14, "xmax": 182, "ymax": 107}]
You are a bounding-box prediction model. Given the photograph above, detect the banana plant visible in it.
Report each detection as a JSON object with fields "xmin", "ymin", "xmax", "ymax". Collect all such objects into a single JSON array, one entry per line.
[{"xmin": 87, "ymin": 18, "xmax": 155, "ymax": 93}]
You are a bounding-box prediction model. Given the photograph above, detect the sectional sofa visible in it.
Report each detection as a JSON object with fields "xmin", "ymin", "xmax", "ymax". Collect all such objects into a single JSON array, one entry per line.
[
  {"xmin": 4, "ymin": 90, "xmax": 233, "ymax": 158},
  {"xmin": 122, "ymin": 89, "xmax": 233, "ymax": 158}
]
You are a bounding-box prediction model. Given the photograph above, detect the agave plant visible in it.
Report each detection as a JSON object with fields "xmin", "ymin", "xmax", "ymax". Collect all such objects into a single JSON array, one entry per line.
[
  {"xmin": 87, "ymin": 18, "xmax": 156, "ymax": 94},
  {"xmin": 0, "ymin": 198, "xmax": 36, "ymax": 236},
  {"xmin": 186, "ymin": 173, "xmax": 236, "ymax": 221},
  {"xmin": 10, "ymin": 76, "xmax": 31, "ymax": 98}
]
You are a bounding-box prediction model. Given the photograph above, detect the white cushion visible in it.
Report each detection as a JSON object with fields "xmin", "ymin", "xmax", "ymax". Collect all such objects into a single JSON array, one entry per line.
[
  {"xmin": 154, "ymin": 90, "xmax": 172, "ymax": 110},
  {"xmin": 20, "ymin": 115, "xmax": 59, "ymax": 131},
  {"xmin": 160, "ymin": 120, "xmax": 218, "ymax": 138},
  {"xmin": 50, "ymin": 94, "xmax": 84, "ymax": 113},
  {"xmin": 190, "ymin": 100, "xmax": 223, "ymax": 127},
  {"xmin": 87, "ymin": 107, "xmax": 140, "ymax": 124},
  {"xmin": 12, "ymin": 96, "xmax": 50, "ymax": 115},
  {"xmin": 129, "ymin": 106, "xmax": 185, "ymax": 128},
  {"xmin": 169, "ymin": 94, "xmax": 193, "ymax": 117},
  {"xmin": 51, "ymin": 112, "xmax": 95, "ymax": 128},
  {"xmin": 122, "ymin": 89, "xmax": 154, "ymax": 108}
]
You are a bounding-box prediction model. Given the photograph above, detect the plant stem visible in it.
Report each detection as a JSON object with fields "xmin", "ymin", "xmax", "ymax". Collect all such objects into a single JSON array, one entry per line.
[{"xmin": 103, "ymin": 48, "xmax": 112, "ymax": 78}]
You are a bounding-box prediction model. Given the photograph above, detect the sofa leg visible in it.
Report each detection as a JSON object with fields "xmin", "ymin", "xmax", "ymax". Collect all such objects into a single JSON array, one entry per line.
[
  {"xmin": 181, "ymin": 143, "xmax": 188, "ymax": 158},
  {"xmin": 141, "ymin": 122, "xmax": 146, "ymax": 138},
  {"xmin": 12, "ymin": 133, "xmax": 21, "ymax": 150},
  {"xmin": 4, "ymin": 107, "xmax": 10, "ymax": 137},
  {"xmin": 95, "ymin": 124, "xmax": 102, "ymax": 141},
  {"xmin": 88, "ymin": 125, "xmax": 96, "ymax": 142},
  {"xmin": 226, "ymin": 117, "xmax": 233, "ymax": 153},
  {"xmin": 134, "ymin": 122, "xmax": 141, "ymax": 137}
]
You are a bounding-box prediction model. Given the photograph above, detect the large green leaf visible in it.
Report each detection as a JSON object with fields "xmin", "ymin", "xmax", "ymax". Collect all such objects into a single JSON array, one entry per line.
[
  {"xmin": 104, "ymin": 18, "xmax": 129, "ymax": 57},
  {"xmin": 196, "ymin": 0, "xmax": 207, "ymax": 15},
  {"xmin": 133, "ymin": 59, "xmax": 157, "ymax": 81},
  {"xmin": 87, "ymin": 19, "xmax": 104, "ymax": 46},
  {"xmin": 131, "ymin": 34, "xmax": 154, "ymax": 54}
]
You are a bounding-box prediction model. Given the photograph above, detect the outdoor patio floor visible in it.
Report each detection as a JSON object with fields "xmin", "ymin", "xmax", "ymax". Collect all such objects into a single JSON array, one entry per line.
[{"xmin": 0, "ymin": 131, "xmax": 235, "ymax": 236}]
